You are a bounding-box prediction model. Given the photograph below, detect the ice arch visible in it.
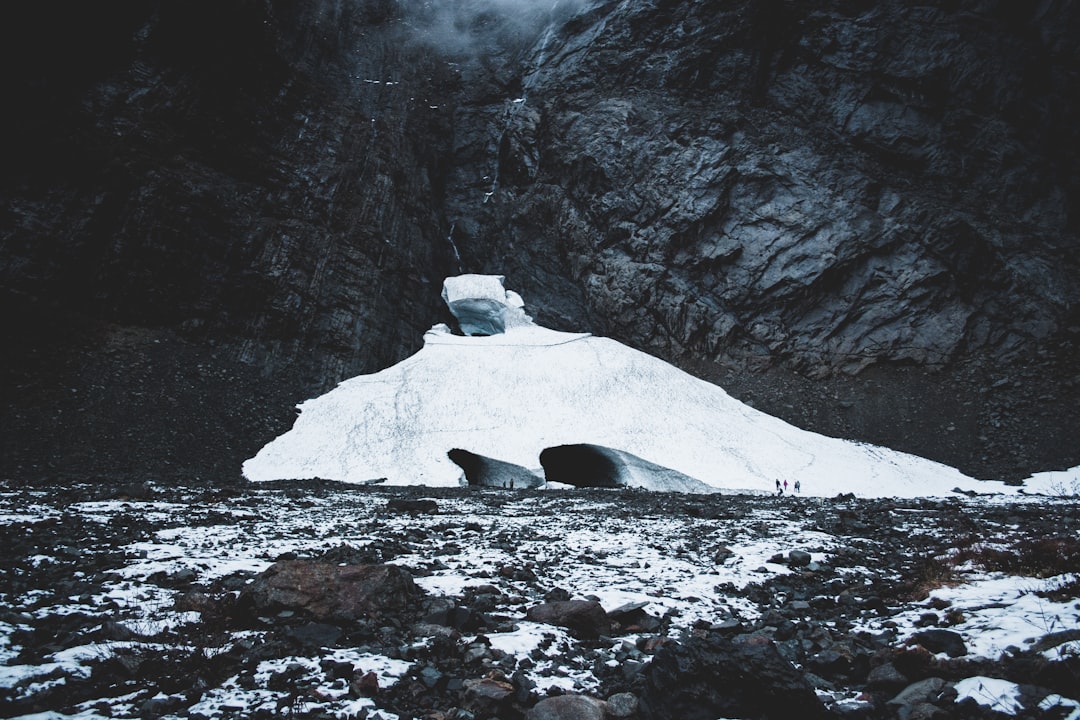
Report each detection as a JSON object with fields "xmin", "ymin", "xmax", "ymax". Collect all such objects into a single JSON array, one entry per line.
[
  {"xmin": 540, "ymin": 444, "xmax": 716, "ymax": 493},
  {"xmin": 447, "ymin": 448, "xmax": 544, "ymax": 488}
]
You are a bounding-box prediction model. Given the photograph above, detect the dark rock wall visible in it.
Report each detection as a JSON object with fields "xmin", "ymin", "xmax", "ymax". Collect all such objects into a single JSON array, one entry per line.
[
  {"xmin": 1, "ymin": 0, "xmax": 1077, "ymax": 482},
  {"xmin": 445, "ymin": 0, "xmax": 1080, "ymax": 479}
]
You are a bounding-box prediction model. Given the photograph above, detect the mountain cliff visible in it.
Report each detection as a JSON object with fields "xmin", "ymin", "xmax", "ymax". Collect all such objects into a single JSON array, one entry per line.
[{"xmin": 2, "ymin": 0, "xmax": 1078, "ymax": 483}]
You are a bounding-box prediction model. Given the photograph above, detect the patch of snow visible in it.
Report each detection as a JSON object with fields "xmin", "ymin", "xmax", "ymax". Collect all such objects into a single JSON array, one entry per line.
[
  {"xmin": 245, "ymin": 275, "xmax": 1015, "ymax": 498},
  {"xmin": 858, "ymin": 574, "xmax": 1080, "ymax": 660},
  {"xmin": 1041, "ymin": 694, "xmax": 1080, "ymax": 720},
  {"xmin": 954, "ymin": 676, "xmax": 1023, "ymax": 714},
  {"xmin": 1016, "ymin": 465, "xmax": 1080, "ymax": 496}
]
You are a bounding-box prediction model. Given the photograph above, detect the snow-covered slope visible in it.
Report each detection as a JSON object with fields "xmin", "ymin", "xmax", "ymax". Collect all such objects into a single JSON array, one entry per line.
[{"xmin": 243, "ymin": 277, "xmax": 1016, "ymax": 497}]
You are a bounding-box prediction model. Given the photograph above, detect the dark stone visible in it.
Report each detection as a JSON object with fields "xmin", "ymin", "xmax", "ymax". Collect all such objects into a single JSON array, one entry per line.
[
  {"xmin": 607, "ymin": 601, "xmax": 662, "ymax": 634},
  {"xmin": 640, "ymin": 633, "xmax": 829, "ymax": 720},
  {"xmin": 526, "ymin": 600, "xmax": 610, "ymax": 639},
  {"xmin": 605, "ymin": 693, "xmax": 638, "ymax": 719},
  {"xmin": 285, "ymin": 623, "xmax": 342, "ymax": 649},
  {"xmin": 464, "ymin": 678, "xmax": 516, "ymax": 716},
  {"xmin": 244, "ymin": 561, "xmax": 421, "ymax": 622},
  {"xmin": 866, "ymin": 662, "xmax": 908, "ymax": 690},
  {"xmin": 526, "ymin": 694, "xmax": 607, "ymax": 720},
  {"xmin": 888, "ymin": 677, "xmax": 949, "ymax": 708},
  {"xmin": 387, "ymin": 498, "xmax": 439, "ymax": 515},
  {"xmin": 910, "ymin": 629, "xmax": 968, "ymax": 658},
  {"xmin": 424, "ymin": 605, "xmax": 486, "ymax": 631},
  {"xmin": 788, "ymin": 550, "xmax": 812, "ymax": 567}
]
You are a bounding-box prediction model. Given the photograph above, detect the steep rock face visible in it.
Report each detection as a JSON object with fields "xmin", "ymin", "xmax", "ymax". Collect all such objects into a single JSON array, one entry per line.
[
  {"xmin": 2, "ymin": 0, "xmax": 460, "ymax": 480},
  {"xmin": 445, "ymin": 0, "xmax": 1080, "ymax": 478},
  {"xmin": 1, "ymin": 0, "xmax": 1077, "ymax": 482}
]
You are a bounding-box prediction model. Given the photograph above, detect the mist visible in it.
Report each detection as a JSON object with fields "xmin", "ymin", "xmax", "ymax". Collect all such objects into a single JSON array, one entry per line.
[{"xmin": 400, "ymin": 0, "xmax": 593, "ymax": 58}]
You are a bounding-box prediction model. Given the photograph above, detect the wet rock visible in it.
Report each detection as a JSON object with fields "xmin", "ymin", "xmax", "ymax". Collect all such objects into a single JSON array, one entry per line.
[
  {"xmin": 526, "ymin": 694, "xmax": 607, "ymax": 720},
  {"xmin": 245, "ymin": 561, "xmax": 421, "ymax": 622},
  {"xmin": 640, "ymin": 633, "xmax": 829, "ymax": 720},
  {"xmin": 526, "ymin": 600, "xmax": 610, "ymax": 639}
]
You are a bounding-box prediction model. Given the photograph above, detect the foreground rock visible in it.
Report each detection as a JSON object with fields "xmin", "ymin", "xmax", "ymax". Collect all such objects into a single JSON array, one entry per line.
[
  {"xmin": 640, "ymin": 633, "xmax": 829, "ymax": 720},
  {"xmin": 2, "ymin": 482, "xmax": 1079, "ymax": 720},
  {"xmin": 244, "ymin": 560, "xmax": 422, "ymax": 622},
  {"xmin": 527, "ymin": 599, "xmax": 611, "ymax": 639}
]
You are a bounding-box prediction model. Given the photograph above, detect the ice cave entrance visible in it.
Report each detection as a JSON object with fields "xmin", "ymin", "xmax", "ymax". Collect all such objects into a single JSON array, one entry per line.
[{"xmin": 540, "ymin": 444, "xmax": 626, "ymax": 487}]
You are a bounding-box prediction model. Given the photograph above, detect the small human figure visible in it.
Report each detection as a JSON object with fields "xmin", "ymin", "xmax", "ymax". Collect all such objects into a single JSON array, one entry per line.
[
  {"xmin": 509, "ymin": 478, "xmax": 515, "ymax": 490},
  {"xmin": 794, "ymin": 480, "xmax": 801, "ymax": 494},
  {"xmin": 775, "ymin": 479, "xmax": 783, "ymax": 496},
  {"xmin": 783, "ymin": 479, "xmax": 789, "ymax": 493}
]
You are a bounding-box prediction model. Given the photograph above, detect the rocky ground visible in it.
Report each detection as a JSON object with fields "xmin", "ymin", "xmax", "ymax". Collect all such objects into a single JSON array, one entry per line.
[{"xmin": 1, "ymin": 480, "xmax": 1079, "ymax": 720}]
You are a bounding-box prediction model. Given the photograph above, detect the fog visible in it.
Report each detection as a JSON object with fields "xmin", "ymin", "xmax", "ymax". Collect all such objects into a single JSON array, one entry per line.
[{"xmin": 400, "ymin": 0, "xmax": 592, "ymax": 57}]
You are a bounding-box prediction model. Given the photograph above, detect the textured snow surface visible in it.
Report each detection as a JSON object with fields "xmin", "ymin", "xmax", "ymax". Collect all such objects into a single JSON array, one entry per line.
[
  {"xmin": 244, "ymin": 276, "xmax": 1075, "ymax": 496},
  {"xmin": 245, "ymin": 324, "xmax": 1005, "ymax": 496}
]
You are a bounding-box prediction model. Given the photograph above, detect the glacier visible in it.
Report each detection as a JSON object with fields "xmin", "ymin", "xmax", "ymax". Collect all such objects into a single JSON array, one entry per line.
[{"xmin": 243, "ymin": 275, "xmax": 1017, "ymax": 497}]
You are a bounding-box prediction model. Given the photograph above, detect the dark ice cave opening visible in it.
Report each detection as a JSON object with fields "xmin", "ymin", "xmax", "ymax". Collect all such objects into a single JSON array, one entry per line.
[
  {"xmin": 447, "ymin": 448, "xmax": 488, "ymax": 486},
  {"xmin": 539, "ymin": 444, "xmax": 625, "ymax": 487}
]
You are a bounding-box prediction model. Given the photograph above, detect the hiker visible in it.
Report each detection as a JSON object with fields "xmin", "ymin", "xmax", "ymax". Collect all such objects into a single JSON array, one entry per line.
[
  {"xmin": 775, "ymin": 479, "xmax": 783, "ymax": 496},
  {"xmin": 795, "ymin": 480, "xmax": 801, "ymax": 494},
  {"xmin": 783, "ymin": 479, "xmax": 789, "ymax": 493}
]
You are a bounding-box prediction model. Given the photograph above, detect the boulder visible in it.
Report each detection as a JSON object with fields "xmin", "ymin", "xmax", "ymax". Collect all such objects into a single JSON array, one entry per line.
[
  {"xmin": 788, "ymin": 550, "xmax": 812, "ymax": 567},
  {"xmin": 245, "ymin": 561, "xmax": 421, "ymax": 622},
  {"xmin": 386, "ymin": 498, "xmax": 439, "ymax": 514},
  {"xmin": 640, "ymin": 633, "xmax": 829, "ymax": 720},
  {"xmin": 606, "ymin": 693, "xmax": 639, "ymax": 718},
  {"xmin": 910, "ymin": 629, "xmax": 968, "ymax": 657},
  {"xmin": 464, "ymin": 677, "xmax": 516, "ymax": 716},
  {"xmin": 866, "ymin": 662, "xmax": 909, "ymax": 690},
  {"xmin": 607, "ymin": 601, "xmax": 662, "ymax": 634},
  {"xmin": 888, "ymin": 677, "xmax": 950, "ymax": 708},
  {"xmin": 526, "ymin": 600, "xmax": 610, "ymax": 638},
  {"xmin": 526, "ymin": 694, "xmax": 607, "ymax": 720}
]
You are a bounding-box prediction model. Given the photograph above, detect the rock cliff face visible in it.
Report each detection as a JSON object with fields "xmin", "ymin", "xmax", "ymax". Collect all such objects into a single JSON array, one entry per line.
[{"xmin": 2, "ymin": 0, "xmax": 1077, "ymax": 483}]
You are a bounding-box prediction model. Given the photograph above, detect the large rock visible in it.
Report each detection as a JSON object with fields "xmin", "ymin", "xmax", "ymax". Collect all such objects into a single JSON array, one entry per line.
[
  {"xmin": 526, "ymin": 600, "xmax": 610, "ymax": 639},
  {"xmin": 245, "ymin": 561, "xmax": 421, "ymax": 622},
  {"xmin": 640, "ymin": 633, "xmax": 829, "ymax": 720},
  {"xmin": 910, "ymin": 629, "xmax": 968, "ymax": 658},
  {"xmin": 526, "ymin": 695, "xmax": 607, "ymax": 720}
]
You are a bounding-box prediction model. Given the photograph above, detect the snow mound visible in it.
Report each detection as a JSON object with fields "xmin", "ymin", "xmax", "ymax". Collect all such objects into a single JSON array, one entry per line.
[{"xmin": 243, "ymin": 275, "xmax": 1015, "ymax": 497}]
